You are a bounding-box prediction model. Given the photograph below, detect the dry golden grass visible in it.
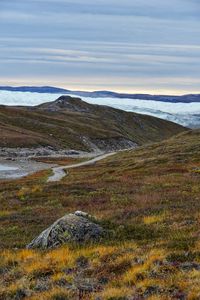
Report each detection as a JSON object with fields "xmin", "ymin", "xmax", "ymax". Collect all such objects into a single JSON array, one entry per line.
[
  {"xmin": 1, "ymin": 242, "xmax": 200, "ymax": 299},
  {"xmin": 0, "ymin": 130, "xmax": 200, "ymax": 299},
  {"xmin": 143, "ymin": 213, "xmax": 166, "ymax": 225}
]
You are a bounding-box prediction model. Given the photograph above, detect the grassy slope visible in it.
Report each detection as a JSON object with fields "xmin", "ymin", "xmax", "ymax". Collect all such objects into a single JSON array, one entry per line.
[
  {"xmin": 0, "ymin": 130, "xmax": 200, "ymax": 299},
  {"xmin": 0, "ymin": 96, "xmax": 185, "ymax": 149}
]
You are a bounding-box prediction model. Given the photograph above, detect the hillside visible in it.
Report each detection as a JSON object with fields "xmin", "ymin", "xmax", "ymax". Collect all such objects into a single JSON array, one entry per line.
[
  {"xmin": 0, "ymin": 130, "xmax": 200, "ymax": 299},
  {"xmin": 0, "ymin": 95, "xmax": 186, "ymax": 151}
]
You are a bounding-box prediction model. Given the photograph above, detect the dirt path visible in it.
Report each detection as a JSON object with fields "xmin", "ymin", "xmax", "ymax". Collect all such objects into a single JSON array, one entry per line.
[{"xmin": 47, "ymin": 152, "xmax": 116, "ymax": 182}]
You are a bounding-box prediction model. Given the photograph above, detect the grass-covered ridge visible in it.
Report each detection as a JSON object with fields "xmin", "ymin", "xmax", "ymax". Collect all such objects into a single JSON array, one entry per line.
[
  {"xmin": 0, "ymin": 130, "xmax": 200, "ymax": 299},
  {"xmin": 0, "ymin": 96, "xmax": 185, "ymax": 150}
]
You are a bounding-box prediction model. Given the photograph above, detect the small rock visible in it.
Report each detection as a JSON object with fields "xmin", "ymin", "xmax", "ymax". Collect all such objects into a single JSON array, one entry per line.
[
  {"xmin": 169, "ymin": 287, "xmax": 187, "ymax": 300},
  {"xmin": 63, "ymin": 267, "xmax": 74, "ymax": 275},
  {"xmin": 180, "ymin": 262, "xmax": 200, "ymax": 271},
  {"xmin": 143, "ymin": 285, "xmax": 160, "ymax": 297},
  {"xmin": 34, "ymin": 279, "xmax": 50, "ymax": 292},
  {"xmin": 74, "ymin": 277, "xmax": 99, "ymax": 293},
  {"xmin": 74, "ymin": 211, "xmax": 89, "ymax": 218},
  {"xmin": 14, "ymin": 289, "xmax": 30, "ymax": 300},
  {"xmin": 172, "ymin": 291, "xmax": 186, "ymax": 300},
  {"xmin": 98, "ymin": 277, "xmax": 109, "ymax": 285},
  {"xmin": 55, "ymin": 278, "xmax": 73, "ymax": 289},
  {"xmin": 76, "ymin": 256, "xmax": 89, "ymax": 269}
]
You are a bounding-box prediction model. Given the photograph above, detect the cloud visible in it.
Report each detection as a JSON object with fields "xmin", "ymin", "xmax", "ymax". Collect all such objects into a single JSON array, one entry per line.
[
  {"xmin": 2, "ymin": 0, "xmax": 199, "ymax": 19},
  {"xmin": 0, "ymin": 0, "xmax": 200, "ymax": 93}
]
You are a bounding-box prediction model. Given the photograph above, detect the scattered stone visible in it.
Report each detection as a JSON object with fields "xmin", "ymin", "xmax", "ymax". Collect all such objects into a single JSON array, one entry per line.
[
  {"xmin": 0, "ymin": 147, "xmax": 100, "ymax": 159},
  {"xmin": 143, "ymin": 285, "xmax": 160, "ymax": 297},
  {"xmin": 63, "ymin": 267, "xmax": 74, "ymax": 275},
  {"xmin": 55, "ymin": 278, "xmax": 73, "ymax": 289},
  {"xmin": 153, "ymin": 259, "xmax": 164, "ymax": 266},
  {"xmin": 133, "ymin": 257, "xmax": 144, "ymax": 265},
  {"xmin": 34, "ymin": 279, "xmax": 50, "ymax": 292},
  {"xmin": 74, "ymin": 276, "xmax": 100, "ymax": 293},
  {"xmin": 180, "ymin": 262, "xmax": 200, "ymax": 271},
  {"xmin": 13, "ymin": 289, "xmax": 30, "ymax": 300},
  {"xmin": 172, "ymin": 290, "xmax": 187, "ymax": 300},
  {"xmin": 98, "ymin": 277, "xmax": 109, "ymax": 285},
  {"xmin": 76, "ymin": 256, "xmax": 89, "ymax": 269},
  {"xmin": 27, "ymin": 212, "xmax": 104, "ymax": 249},
  {"xmin": 168, "ymin": 287, "xmax": 187, "ymax": 300},
  {"xmin": 74, "ymin": 211, "xmax": 90, "ymax": 218}
]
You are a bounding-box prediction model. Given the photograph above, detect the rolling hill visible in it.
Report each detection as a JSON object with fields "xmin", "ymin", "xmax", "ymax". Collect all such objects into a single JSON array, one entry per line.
[
  {"xmin": 0, "ymin": 130, "xmax": 199, "ymax": 299},
  {"xmin": 0, "ymin": 95, "xmax": 186, "ymax": 151}
]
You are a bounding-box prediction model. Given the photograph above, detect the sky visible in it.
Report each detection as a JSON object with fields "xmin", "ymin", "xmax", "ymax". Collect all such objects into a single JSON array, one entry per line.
[{"xmin": 0, "ymin": 0, "xmax": 200, "ymax": 94}]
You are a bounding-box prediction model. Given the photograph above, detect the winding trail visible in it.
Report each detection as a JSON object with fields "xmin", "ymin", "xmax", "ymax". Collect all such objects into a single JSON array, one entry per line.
[{"xmin": 47, "ymin": 152, "xmax": 116, "ymax": 182}]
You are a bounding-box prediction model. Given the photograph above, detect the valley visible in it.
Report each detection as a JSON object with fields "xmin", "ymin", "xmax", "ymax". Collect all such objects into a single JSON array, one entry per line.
[
  {"xmin": 0, "ymin": 129, "xmax": 199, "ymax": 299},
  {"xmin": 0, "ymin": 95, "xmax": 199, "ymax": 299},
  {"xmin": 1, "ymin": 0, "xmax": 200, "ymax": 299},
  {"xmin": 0, "ymin": 95, "xmax": 185, "ymax": 180}
]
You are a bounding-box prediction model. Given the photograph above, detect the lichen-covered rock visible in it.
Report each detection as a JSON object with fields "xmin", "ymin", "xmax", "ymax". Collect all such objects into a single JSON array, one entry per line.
[{"xmin": 27, "ymin": 212, "xmax": 104, "ymax": 249}]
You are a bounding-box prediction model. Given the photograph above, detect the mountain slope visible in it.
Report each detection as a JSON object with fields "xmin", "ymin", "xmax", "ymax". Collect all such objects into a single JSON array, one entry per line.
[
  {"xmin": 0, "ymin": 96, "xmax": 186, "ymax": 151},
  {"xmin": 0, "ymin": 130, "xmax": 200, "ymax": 299}
]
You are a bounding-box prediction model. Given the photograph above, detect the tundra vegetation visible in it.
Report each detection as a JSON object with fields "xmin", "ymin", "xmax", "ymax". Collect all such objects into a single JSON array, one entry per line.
[
  {"xmin": 0, "ymin": 96, "xmax": 185, "ymax": 150},
  {"xmin": 0, "ymin": 130, "xmax": 200, "ymax": 299}
]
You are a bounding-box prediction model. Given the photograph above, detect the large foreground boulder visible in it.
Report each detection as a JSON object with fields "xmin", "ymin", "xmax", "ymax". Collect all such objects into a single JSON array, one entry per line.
[{"xmin": 27, "ymin": 211, "xmax": 104, "ymax": 249}]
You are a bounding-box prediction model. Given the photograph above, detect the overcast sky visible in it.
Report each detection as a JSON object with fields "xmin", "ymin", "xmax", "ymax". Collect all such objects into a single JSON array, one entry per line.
[{"xmin": 0, "ymin": 0, "xmax": 200, "ymax": 94}]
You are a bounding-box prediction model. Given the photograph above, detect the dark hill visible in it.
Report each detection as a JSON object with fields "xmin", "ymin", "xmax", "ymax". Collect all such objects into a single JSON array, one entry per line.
[
  {"xmin": 0, "ymin": 96, "xmax": 186, "ymax": 151},
  {"xmin": 1, "ymin": 86, "xmax": 200, "ymax": 102}
]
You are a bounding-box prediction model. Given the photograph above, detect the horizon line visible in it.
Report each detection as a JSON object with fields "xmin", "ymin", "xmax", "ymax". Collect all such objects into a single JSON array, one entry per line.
[{"xmin": 0, "ymin": 85, "xmax": 200, "ymax": 97}]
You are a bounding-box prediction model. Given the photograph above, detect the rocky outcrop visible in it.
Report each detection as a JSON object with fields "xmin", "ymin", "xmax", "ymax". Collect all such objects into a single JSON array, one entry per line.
[
  {"xmin": 89, "ymin": 137, "xmax": 138, "ymax": 152},
  {"xmin": 0, "ymin": 147, "xmax": 87, "ymax": 158},
  {"xmin": 27, "ymin": 211, "xmax": 104, "ymax": 249},
  {"xmin": 37, "ymin": 96, "xmax": 93, "ymax": 112}
]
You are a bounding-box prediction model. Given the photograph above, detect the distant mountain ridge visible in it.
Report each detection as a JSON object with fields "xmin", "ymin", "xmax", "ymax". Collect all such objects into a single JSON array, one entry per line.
[{"xmin": 0, "ymin": 86, "xmax": 200, "ymax": 103}]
